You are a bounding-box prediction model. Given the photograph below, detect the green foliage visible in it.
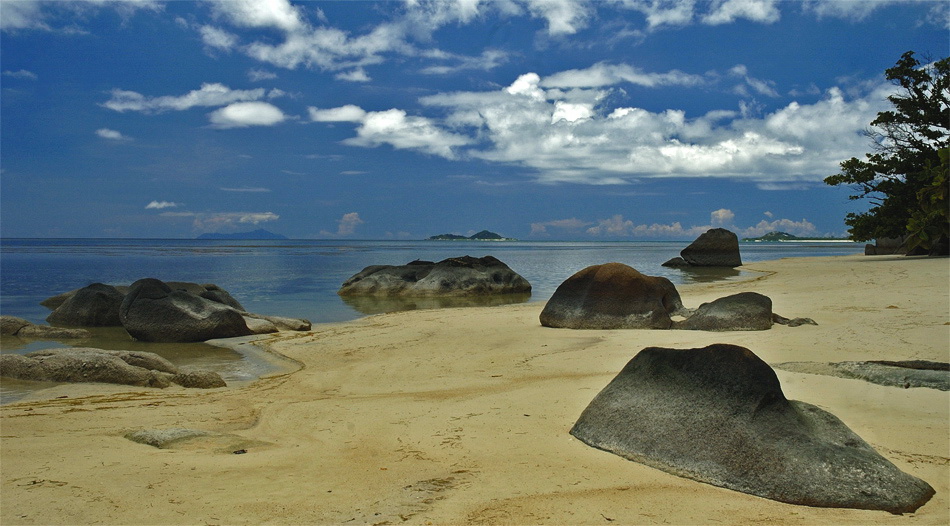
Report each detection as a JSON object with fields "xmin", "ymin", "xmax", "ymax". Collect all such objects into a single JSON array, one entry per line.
[{"xmin": 824, "ymin": 51, "xmax": 949, "ymax": 253}]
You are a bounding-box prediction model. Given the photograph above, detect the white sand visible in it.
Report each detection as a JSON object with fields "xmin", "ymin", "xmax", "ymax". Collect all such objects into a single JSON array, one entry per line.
[{"xmin": 2, "ymin": 254, "xmax": 948, "ymax": 525}]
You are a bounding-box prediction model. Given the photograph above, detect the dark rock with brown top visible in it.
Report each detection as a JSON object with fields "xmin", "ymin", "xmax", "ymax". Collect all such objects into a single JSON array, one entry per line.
[
  {"xmin": 339, "ymin": 256, "xmax": 531, "ymax": 297},
  {"xmin": 46, "ymin": 283, "xmax": 124, "ymax": 327},
  {"xmin": 570, "ymin": 344, "xmax": 935, "ymax": 514},
  {"xmin": 539, "ymin": 263, "xmax": 688, "ymax": 329}
]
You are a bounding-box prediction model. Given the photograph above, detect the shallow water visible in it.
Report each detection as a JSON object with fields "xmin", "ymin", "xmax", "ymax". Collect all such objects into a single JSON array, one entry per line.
[{"xmin": 0, "ymin": 238, "xmax": 863, "ymax": 403}]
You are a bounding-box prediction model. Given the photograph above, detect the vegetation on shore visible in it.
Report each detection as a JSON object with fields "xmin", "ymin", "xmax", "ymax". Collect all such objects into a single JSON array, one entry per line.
[{"xmin": 824, "ymin": 51, "xmax": 948, "ymax": 255}]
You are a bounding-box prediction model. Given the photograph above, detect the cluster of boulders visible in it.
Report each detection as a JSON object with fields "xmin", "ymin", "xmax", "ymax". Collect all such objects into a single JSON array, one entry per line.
[
  {"xmin": 36, "ymin": 278, "xmax": 311, "ymax": 343},
  {"xmin": 338, "ymin": 255, "xmax": 531, "ymax": 297},
  {"xmin": 571, "ymin": 344, "xmax": 935, "ymax": 513},
  {"xmin": 539, "ymin": 262, "xmax": 815, "ymax": 331},
  {"xmin": 1, "ymin": 316, "xmax": 91, "ymax": 339},
  {"xmin": 0, "ymin": 347, "xmax": 226, "ymax": 389}
]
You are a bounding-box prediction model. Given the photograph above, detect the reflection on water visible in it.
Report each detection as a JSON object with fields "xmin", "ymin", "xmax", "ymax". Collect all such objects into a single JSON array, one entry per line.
[
  {"xmin": 670, "ymin": 266, "xmax": 743, "ymax": 284},
  {"xmin": 339, "ymin": 292, "xmax": 532, "ymax": 315}
]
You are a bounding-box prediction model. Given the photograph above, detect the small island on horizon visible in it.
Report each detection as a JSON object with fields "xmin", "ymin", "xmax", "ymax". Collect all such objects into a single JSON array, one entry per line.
[
  {"xmin": 742, "ymin": 231, "xmax": 850, "ymax": 242},
  {"xmin": 427, "ymin": 230, "xmax": 517, "ymax": 241},
  {"xmin": 197, "ymin": 229, "xmax": 288, "ymax": 240}
]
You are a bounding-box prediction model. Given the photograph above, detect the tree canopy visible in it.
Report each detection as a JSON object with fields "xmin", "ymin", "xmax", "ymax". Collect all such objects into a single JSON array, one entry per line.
[{"xmin": 824, "ymin": 51, "xmax": 949, "ymax": 254}]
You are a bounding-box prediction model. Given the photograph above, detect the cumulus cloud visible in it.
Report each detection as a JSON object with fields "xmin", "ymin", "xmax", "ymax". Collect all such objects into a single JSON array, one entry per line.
[
  {"xmin": 103, "ymin": 83, "xmax": 266, "ymax": 113},
  {"xmin": 145, "ymin": 200, "xmax": 178, "ymax": 210},
  {"xmin": 703, "ymin": 0, "xmax": 780, "ymax": 25},
  {"xmin": 320, "ymin": 212, "xmax": 365, "ymax": 237},
  {"xmin": 187, "ymin": 211, "xmax": 280, "ymax": 232},
  {"xmin": 96, "ymin": 128, "xmax": 130, "ymax": 141},
  {"xmin": 310, "ymin": 105, "xmax": 471, "ymax": 159},
  {"xmin": 207, "ymin": 101, "xmax": 287, "ymax": 128},
  {"xmin": 539, "ymin": 209, "xmax": 818, "ymax": 238},
  {"xmin": 710, "ymin": 208, "xmax": 735, "ymax": 226}
]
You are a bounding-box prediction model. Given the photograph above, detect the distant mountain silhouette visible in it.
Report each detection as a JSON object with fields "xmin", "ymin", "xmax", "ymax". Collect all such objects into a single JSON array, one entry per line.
[{"xmin": 197, "ymin": 229, "xmax": 287, "ymax": 240}]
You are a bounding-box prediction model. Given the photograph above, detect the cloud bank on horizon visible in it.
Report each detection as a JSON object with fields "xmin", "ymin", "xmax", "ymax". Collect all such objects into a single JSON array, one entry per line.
[{"xmin": 1, "ymin": 0, "xmax": 947, "ymax": 239}]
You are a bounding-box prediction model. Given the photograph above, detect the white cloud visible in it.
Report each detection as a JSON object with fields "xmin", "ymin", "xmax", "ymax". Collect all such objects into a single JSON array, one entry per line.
[
  {"xmin": 146, "ymin": 200, "xmax": 178, "ymax": 210},
  {"xmin": 208, "ymin": 0, "xmax": 305, "ymax": 32},
  {"xmin": 1, "ymin": 0, "xmax": 162, "ymax": 33},
  {"xmin": 103, "ymin": 83, "xmax": 266, "ymax": 113},
  {"xmin": 542, "ymin": 62, "xmax": 707, "ymax": 89},
  {"xmin": 703, "ymin": 0, "xmax": 780, "ymax": 25},
  {"xmin": 409, "ymin": 68, "xmax": 893, "ymax": 183},
  {"xmin": 200, "ymin": 25, "xmax": 238, "ymax": 51},
  {"xmin": 523, "ymin": 0, "xmax": 592, "ymax": 34},
  {"xmin": 2, "ymin": 69, "xmax": 38, "ymax": 80},
  {"xmin": 309, "ymin": 105, "xmax": 367, "ymax": 122},
  {"xmin": 248, "ymin": 68, "xmax": 277, "ymax": 82},
  {"xmin": 710, "ymin": 208, "xmax": 735, "ymax": 226},
  {"xmin": 311, "ymin": 105, "xmax": 471, "ymax": 159},
  {"xmin": 96, "ymin": 128, "xmax": 130, "ymax": 141},
  {"xmin": 336, "ymin": 212, "xmax": 364, "ymax": 236},
  {"xmin": 207, "ymin": 101, "xmax": 287, "ymax": 128},
  {"xmin": 186, "ymin": 211, "xmax": 279, "ymax": 233},
  {"xmin": 420, "ymin": 49, "xmax": 508, "ymax": 75},
  {"xmin": 539, "ymin": 210, "xmax": 818, "ymax": 238},
  {"xmin": 335, "ymin": 68, "xmax": 371, "ymax": 82}
]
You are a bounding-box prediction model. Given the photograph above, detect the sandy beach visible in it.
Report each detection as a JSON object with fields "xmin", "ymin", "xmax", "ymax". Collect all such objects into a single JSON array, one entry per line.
[{"xmin": 2, "ymin": 254, "xmax": 948, "ymax": 525}]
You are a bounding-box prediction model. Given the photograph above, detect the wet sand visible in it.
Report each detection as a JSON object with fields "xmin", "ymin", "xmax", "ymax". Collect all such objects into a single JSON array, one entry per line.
[{"xmin": 1, "ymin": 255, "xmax": 948, "ymax": 525}]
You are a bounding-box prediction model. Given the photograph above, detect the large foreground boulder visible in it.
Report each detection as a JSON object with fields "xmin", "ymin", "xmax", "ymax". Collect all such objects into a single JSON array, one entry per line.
[
  {"xmin": 119, "ymin": 278, "xmax": 252, "ymax": 343},
  {"xmin": 0, "ymin": 316, "xmax": 91, "ymax": 339},
  {"xmin": 46, "ymin": 283, "xmax": 124, "ymax": 327},
  {"xmin": 663, "ymin": 228, "xmax": 742, "ymax": 267},
  {"xmin": 540, "ymin": 263, "xmax": 687, "ymax": 329},
  {"xmin": 0, "ymin": 348, "xmax": 225, "ymax": 389},
  {"xmin": 570, "ymin": 344, "xmax": 934, "ymax": 513},
  {"xmin": 338, "ymin": 256, "xmax": 531, "ymax": 297}
]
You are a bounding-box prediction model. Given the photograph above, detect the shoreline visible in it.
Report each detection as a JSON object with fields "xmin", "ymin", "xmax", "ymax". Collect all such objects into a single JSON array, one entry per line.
[{"xmin": 2, "ymin": 254, "xmax": 948, "ymax": 525}]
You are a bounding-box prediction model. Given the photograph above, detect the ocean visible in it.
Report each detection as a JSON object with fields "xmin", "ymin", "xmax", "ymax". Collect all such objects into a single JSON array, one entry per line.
[{"xmin": 0, "ymin": 238, "xmax": 864, "ymax": 402}]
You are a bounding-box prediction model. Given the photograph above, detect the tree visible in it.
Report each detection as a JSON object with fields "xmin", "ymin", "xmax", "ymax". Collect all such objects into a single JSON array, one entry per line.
[{"xmin": 824, "ymin": 51, "xmax": 949, "ymax": 255}]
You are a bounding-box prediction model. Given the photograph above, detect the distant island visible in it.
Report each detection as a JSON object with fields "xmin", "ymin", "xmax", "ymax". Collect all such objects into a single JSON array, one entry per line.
[
  {"xmin": 742, "ymin": 231, "xmax": 849, "ymax": 242},
  {"xmin": 427, "ymin": 230, "xmax": 517, "ymax": 241},
  {"xmin": 197, "ymin": 229, "xmax": 287, "ymax": 240}
]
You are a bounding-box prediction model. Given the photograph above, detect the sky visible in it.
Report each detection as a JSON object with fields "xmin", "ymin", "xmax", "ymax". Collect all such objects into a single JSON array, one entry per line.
[{"xmin": 1, "ymin": 0, "xmax": 947, "ymax": 240}]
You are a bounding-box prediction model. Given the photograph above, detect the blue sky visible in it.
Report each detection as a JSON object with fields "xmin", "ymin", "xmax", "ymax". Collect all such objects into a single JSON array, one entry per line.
[{"xmin": 1, "ymin": 0, "xmax": 947, "ymax": 240}]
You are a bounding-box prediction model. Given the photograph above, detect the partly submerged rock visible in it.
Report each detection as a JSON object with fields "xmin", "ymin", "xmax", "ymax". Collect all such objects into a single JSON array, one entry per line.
[
  {"xmin": 673, "ymin": 291, "xmax": 773, "ymax": 331},
  {"xmin": 339, "ymin": 256, "xmax": 531, "ymax": 297},
  {"xmin": 663, "ymin": 228, "xmax": 742, "ymax": 268},
  {"xmin": 540, "ymin": 263, "xmax": 687, "ymax": 329},
  {"xmin": 46, "ymin": 283, "xmax": 124, "ymax": 327},
  {"xmin": 0, "ymin": 347, "xmax": 226, "ymax": 389},
  {"xmin": 0, "ymin": 315, "xmax": 91, "ymax": 339},
  {"xmin": 119, "ymin": 278, "xmax": 252, "ymax": 343},
  {"xmin": 570, "ymin": 344, "xmax": 934, "ymax": 513}
]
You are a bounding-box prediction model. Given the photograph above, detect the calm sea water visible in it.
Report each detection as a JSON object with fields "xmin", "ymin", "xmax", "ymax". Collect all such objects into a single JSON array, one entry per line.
[{"xmin": 0, "ymin": 238, "xmax": 863, "ymax": 402}]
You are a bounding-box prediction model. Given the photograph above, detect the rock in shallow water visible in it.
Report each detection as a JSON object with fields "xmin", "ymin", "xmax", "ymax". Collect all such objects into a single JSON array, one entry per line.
[
  {"xmin": 570, "ymin": 344, "xmax": 934, "ymax": 513},
  {"xmin": 339, "ymin": 256, "xmax": 531, "ymax": 297}
]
